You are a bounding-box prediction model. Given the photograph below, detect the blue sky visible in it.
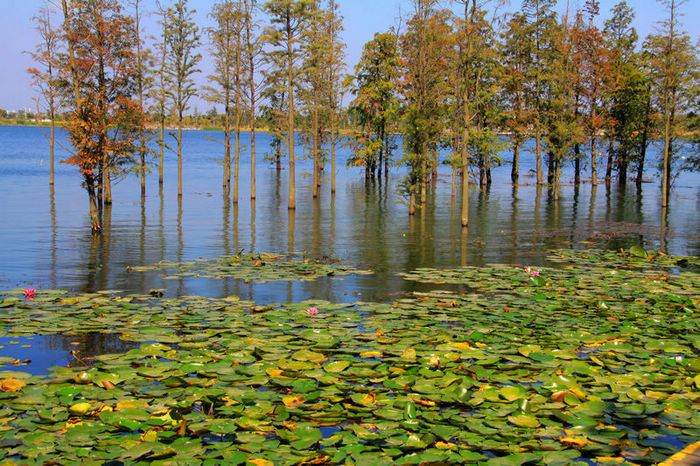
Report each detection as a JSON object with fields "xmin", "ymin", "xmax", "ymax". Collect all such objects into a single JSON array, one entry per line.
[{"xmin": 1, "ymin": 0, "xmax": 697, "ymax": 112}]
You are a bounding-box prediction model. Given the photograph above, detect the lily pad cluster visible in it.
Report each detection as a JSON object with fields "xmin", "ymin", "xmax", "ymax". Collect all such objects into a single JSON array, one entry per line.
[
  {"xmin": 0, "ymin": 249, "xmax": 697, "ymax": 464},
  {"xmin": 126, "ymin": 252, "xmax": 373, "ymax": 283}
]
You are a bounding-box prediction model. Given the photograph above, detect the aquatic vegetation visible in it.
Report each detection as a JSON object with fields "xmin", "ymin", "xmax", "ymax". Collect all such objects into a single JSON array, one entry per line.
[
  {"xmin": 126, "ymin": 252, "xmax": 373, "ymax": 283},
  {"xmin": 0, "ymin": 249, "xmax": 696, "ymax": 464}
]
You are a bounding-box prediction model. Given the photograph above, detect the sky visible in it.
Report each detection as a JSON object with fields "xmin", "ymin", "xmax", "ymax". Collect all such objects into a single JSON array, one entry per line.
[{"xmin": 1, "ymin": 0, "xmax": 698, "ymax": 113}]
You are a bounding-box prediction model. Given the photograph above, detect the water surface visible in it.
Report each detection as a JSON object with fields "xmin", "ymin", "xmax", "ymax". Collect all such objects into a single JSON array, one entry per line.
[{"xmin": 1, "ymin": 124, "xmax": 698, "ymax": 305}]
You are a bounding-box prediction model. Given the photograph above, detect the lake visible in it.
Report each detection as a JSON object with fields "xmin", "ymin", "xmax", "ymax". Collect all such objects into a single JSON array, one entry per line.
[{"xmin": 1, "ymin": 124, "xmax": 698, "ymax": 307}]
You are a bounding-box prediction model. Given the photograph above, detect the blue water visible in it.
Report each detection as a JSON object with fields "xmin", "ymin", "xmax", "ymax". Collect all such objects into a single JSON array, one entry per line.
[{"xmin": 0, "ymin": 124, "xmax": 698, "ymax": 306}]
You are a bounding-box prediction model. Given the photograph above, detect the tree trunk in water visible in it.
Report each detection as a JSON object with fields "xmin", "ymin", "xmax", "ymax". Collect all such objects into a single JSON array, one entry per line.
[
  {"xmin": 312, "ymin": 97, "xmax": 319, "ymax": 198},
  {"xmin": 479, "ymin": 155, "xmax": 485, "ymax": 191},
  {"xmin": 547, "ymin": 152, "xmax": 554, "ymax": 185},
  {"xmin": 554, "ymin": 156, "xmax": 561, "ymax": 201},
  {"xmin": 87, "ymin": 179, "xmax": 101, "ymax": 233},
  {"xmin": 637, "ymin": 89, "xmax": 652, "ymax": 187},
  {"xmin": 535, "ymin": 124, "xmax": 543, "ymax": 185},
  {"xmin": 234, "ymin": 127, "xmax": 240, "ymax": 203},
  {"xmin": 330, "ymin": 122, "xmax": 336, "ymax": 194},
  {"xmin": 662, "ymin": 105, "xmax": 675, "ymax": 207},
  {"xmin": 409, "ymin": 190, "xmax": 416, "ymax": 216},
  {"xmin": 461, "ymin": 130, "xmax": 469, "ymax": 228},
  {"xmin": 605, "ymin": 138, "xmax": 613, "ymax": 185},
  {"xmin": 574, "ymin": 143, "xmax": 580, "ymax": 186},
  {"xmin": 383, "ymin": 128, "xmax": 389, "ymax": 178},
  {"xmin": 104, "ymin": 165, "xmax": 112, "ymax": 205},
  {"xmin": 511, "ymin": 143, "xmax": 519, "ymax": 184},
  {"xmin": 591, "ymin": 137, "xmax": 598, "ymax": 186},
  {"xmin": 432, "ymin": 151, "xmax": 437, "ymax": 181},
  {"xmin": 287, "ymin": 49, "xmax": 296, "ymax": 209},
  {"xmin": 177, "ymin": 124, "xmax": 183, "ymax": 197},
  {"xmin": 50, "ymin": 122, "xmax": 55, "ymax": 185},
  {"xmin": 485, "ymin": 152, "xmax": 491, "ymax": 187},
  {"xmin": 223, "ymin": 123, "xmax": 230, "ymax": 189},
  {"xmin": 159, "ymin": 115, "xmax": 165, "ymax": 187},
  {"xmin": 251, "ymin": 126, "xmax": 256, "ymax": 200}
]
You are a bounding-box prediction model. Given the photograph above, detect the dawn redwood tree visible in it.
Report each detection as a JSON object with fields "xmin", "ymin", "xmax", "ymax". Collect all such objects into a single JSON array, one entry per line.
[
  {"xmin": 324, "ymin": 0, "xmax": 346, "ymax": 194},
  {"xmin": 460, "ymin": 2, "xmax": 504, "ymax": 192},
  {"xmin": 206, "ymin": 0, "xmax": 244, "ymax": 193},
  {"xmin": 522, "ymin": 0, "xmax": 557, "ymax": 186},
  {"xmin": 300, "ymin": 1, "xmax": 326, "ymax": 198},
  {"xmin": 501, "ymin": 12, "xmax": 530, "ymax": 185},
  {"xmin": 129, "ymin": 0, "xmax": 151, "ymax": 197},
  {"xmin": 57, "ymin": 0, "xmax": 144, "ymax": 233},
  {"xmin": 400, "ymin": 0, "xmax": 455, "ymax": 214},
  {"xmin": 243, "ymin": 0, "xmax": 262, "ymax": 200},
  {"xmin": 28, "ymin": 4, "xmax": 60, "ymax": 186},
  {"xmin": 574, "ymin": 1, "xmax": 614, "ymax": 187},
  {"xmin": 644, "ymin": 0, "xmax": 698, "ymax": 208},
  {"xmin": 604, "ymin": 1, "xmax": 647, "ymax": 185},
  {"xmin": 546, "ymin": 6, "xmax": 580, "ymax": 201},
  {"xmin": 264, "ymin": 0, "xmax": 315, "ymax": 210},
  {"xmin": 349, "ymin": 32, "xmax": 400, "ymax": 180},
  {"xmin": 163, "ymin": 0, "xmax": 201, "ymax": 198},
  {"xmin": 152, "ymin": 2, "xmax": 169, "ymax": 188}
]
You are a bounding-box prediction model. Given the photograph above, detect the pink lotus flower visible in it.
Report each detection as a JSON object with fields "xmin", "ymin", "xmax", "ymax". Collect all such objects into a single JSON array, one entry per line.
[
  {"xmin": 531, "ymin": 270, "xmax": 540, "ymax": 277},
  {"xmin": 307, "ymin": 307, "xmax": 318, "ymax": 316},
  {"xmin": 23, "ymin": 288, "xmax": 36, "ymax": 299}
]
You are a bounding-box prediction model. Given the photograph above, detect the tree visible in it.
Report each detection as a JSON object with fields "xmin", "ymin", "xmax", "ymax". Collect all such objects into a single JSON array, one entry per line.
[
  {"xmin": 546, "ymin": 5, "xmax": 580, "ymax": 200},
  {"xmin": 522, "ymin": 0, "xmax": 557, "ymax": 186},
  {"xmin": 129, "ymin": 0, "xmax": 151, "ymax": 197},
  {"xmin": 299, "ymin": 1, "xmax": 326, "ymax": 198},
  {"xmin": 604, "ymin": 1, "xmax": 648, "ymax": 185},
  {"xmin": 264, "ymin": 0, "xmax": 315, "ymax": 210},
  {"xmin": 153, "ymin": 2, "xmax": 169, "ymax": 188},
  {"xmin": 243, "ymin": 0, "xmax": 262, "ymax": 200},
  {"xmin": 206, "ymin": 0, "xmax": 244, "ymax": 196},
  {"xmin": 458, "ymin": 2, "xmax": 504, "ymax": 192},
  {"xmin": 501, "ymin": 12, "xmax": 530, "ymax": 185},
  {"xmin": 400, "ymin": 0, "xmax": 455, "ymax": 215},
  {"xmin": 56, "ymin": 0, "xmax": 144, "ymax": 232},
  {"xmin": 324, "ymin": 0, "xmax": 346, "ymax": 195},
  {"xmin": 645, "ymin": 0, "xmax": 698, "ymax": 207},
  {"xmin": 163, "ymin": 0, "xmax": 201, "ymax": 198},
  {"xmin": 348, "ymin": 32, "xmax": 399, "ymax": 181},
  {"xmin": 572, "ymin": 1, "xmax": 613, "ymax": 187},
  {"xmin": 28, "ymin": 3, "xmax": 60, "ymax": 186}
]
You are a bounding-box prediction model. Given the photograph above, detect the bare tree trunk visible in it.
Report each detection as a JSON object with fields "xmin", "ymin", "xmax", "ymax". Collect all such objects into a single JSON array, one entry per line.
[
  {"xmin": 511, "ymin": 143, "xmax": 519, "ymax": 184},
  {"xmin": 177, "ymin": 122, "xmax": 183, "ymax": 197},
  {"xmin": 50, "ymin": 120, "xmax": 55, "ymax": 186},
  {"xmin": 312, "ymin": 89, "xmax": 320, "ymax": 198},
  {"xmin": 605, "ymin": 138, "xmax": 613, "ymax": 185},
  {"xmin": 87, "ymin": 180, "xmax": 102, "ymax": 233},
  {"xmin": 104, "ymin": 165, "xmax": 112, "ymax": 205},
  {"xmin": 287, "ymin": 15, "xmax": 296, "ymax": 210},
  {"xmin": 637, "ymin": 89, "xmax": 652, "ymax": 187},
  {"xmin": 135, "ymin": 0, "xmax": 146, "ymax": 196},
  {"xmin": 591, "ymin": 137, "xmax": 598, "ymax": 186}
]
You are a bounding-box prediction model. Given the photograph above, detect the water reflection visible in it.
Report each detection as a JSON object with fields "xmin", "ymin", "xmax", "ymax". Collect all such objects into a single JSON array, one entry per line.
[{"xmin": 1, "ymin": 127, "xmax": 699, "ymax": 304}]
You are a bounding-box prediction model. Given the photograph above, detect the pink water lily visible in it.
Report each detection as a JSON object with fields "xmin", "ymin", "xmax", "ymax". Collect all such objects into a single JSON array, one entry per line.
[
  {"xmin": 307, "ymin": 307, "xmax": 318, "ymax": 315},
  {"xmin": 531, "ymin": 270, "xmax": 540, "ymax": 277},
  {"xmin": 23, "ymin": 288, "xmax": 36, "ymax": 299}
]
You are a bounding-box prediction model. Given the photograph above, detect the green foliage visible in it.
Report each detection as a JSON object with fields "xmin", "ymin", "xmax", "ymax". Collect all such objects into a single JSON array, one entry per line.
[
  {"xmin": 349, "ymin": 32, "xmax": 400, "ymax": 175},
  {"xmin": 163, "ymin": 0, "xmax": 202, "ymax": 119},
  {"xmin": 0, "ymin": 248, "xmax": 697, "ymax": 463}
]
